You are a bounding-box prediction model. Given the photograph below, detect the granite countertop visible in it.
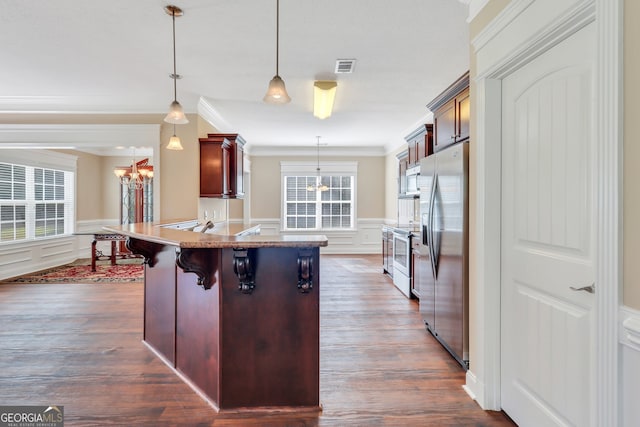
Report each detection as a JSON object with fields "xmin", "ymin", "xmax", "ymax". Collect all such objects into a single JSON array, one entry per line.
[{"xmin": 103, "ymin": 220, "xmax": 328, "ymax": 249}]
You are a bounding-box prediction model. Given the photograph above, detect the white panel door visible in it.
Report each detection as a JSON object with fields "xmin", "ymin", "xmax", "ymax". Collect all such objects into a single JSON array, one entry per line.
[{"xmin": 501, "ymin": 23, "xmax": 596, "ymax": 427}]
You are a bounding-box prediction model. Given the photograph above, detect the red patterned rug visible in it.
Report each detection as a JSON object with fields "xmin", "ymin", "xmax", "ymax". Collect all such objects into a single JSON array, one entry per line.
[{"xmin": 2, "ymin": 261, "xmax": 144, "ymax": 284}]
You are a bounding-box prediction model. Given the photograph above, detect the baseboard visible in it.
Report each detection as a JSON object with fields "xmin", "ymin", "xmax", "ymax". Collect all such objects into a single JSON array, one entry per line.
[
  {"xmin": 0, "ymin": 219, "xmax": 122, "ymax": 281},
  {"xmin": 621, "ymin": 306, "xmax": 640, "ymax": 351},
  {"xmin": 463, "ymin": 369, "xmax": 483, "ymax": 407},
  {"xmin": 0, "ymin": 236, "xmax": 77, "ymax": 281},
  {"xmin": 620, "ymin": 306, "xmax": 640, "ymax": 426}
]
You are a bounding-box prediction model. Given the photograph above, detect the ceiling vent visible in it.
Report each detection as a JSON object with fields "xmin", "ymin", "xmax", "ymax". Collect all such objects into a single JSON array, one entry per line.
[{"xmin": 335, "ymin": 59, "xmax": 356, "ymax": 74}]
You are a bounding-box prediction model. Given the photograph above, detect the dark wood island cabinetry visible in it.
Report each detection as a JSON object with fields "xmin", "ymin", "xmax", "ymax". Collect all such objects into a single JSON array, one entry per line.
[{"xmin": 105, "ymin": 222, "xmax": 327, "ymax": 413}]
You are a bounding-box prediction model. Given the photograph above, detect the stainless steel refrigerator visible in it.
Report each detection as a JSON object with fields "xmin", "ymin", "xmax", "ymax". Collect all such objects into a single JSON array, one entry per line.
[{"xmin": 417, "ymin": 142, "xmax": 469, "ymax": 369}]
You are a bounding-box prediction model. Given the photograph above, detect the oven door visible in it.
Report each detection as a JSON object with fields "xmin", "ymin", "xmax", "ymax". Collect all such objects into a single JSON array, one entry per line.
[
  {"xmin": 392, "ymin": 232, "xmax": 410, "ymax": 277},
  {"xmin": 392, "ymin": 231, "xmax": 411, "ymax": 298}
]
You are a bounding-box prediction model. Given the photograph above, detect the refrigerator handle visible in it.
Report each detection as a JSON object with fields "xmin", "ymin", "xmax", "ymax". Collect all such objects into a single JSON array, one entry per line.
[
  {"xmin": 431, "ymin": 176, "xmax": 440, "ymax": 278},
  {"xmin": 422, "ymin": 214, "xmax": 429, "ymax": 247},
  {"xmin": 428, "ymin": 174, "xmax": 438, "ymax": 278}
]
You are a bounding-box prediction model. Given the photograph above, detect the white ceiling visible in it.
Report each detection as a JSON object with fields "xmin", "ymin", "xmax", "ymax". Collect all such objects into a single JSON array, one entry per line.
[{"xmin": 0, "ymin": 0, "xmax": 470, "ymax": 153}]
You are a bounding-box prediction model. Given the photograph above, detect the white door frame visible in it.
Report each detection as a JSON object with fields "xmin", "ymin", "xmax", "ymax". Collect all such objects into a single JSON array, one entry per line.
[{"xmin": 468, "ymin": 0, "xmax": 622, "ymax": 425}]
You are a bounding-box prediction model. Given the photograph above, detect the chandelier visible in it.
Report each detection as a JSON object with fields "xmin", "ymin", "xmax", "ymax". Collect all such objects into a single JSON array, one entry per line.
[
  {"xmin": 113, "ymin": 157, "xmax": 153, "ymax": 190},
  {"xmin": 307, "ymin": 136, "xmax": 328, "ymax": 192}
]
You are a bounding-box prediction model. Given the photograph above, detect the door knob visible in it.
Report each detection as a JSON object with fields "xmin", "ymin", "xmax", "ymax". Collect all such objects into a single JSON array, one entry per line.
[{"xmin": 570, "ymin": 283, "xmax": 595, "ymax": 294}]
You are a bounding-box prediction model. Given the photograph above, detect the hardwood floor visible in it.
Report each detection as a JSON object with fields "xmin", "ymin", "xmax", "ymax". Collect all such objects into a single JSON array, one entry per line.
[{"xmin": 0, "ymin": 254, "xmax": 515, "ymax": 426}]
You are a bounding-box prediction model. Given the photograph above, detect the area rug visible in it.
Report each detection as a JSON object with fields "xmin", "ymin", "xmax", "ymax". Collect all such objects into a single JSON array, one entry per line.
[{"xmin": 1, "ymin": 260, "xmax": 144, "ymax": 284}]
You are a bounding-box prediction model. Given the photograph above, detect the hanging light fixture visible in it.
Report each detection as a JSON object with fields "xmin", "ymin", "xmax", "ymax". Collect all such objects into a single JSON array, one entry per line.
[
  {"xmin": 263, "ymin": 0, "xmax": 291, "ymax": 104},
  {"xmin": 113, "ymin": 149, "xmax": 153, "ymax": 191},
  {"xmin": 307, "ymin": 136, "xmax": 329, "ymax": 192},
  {"xmin": 166, "ymin": 123, "xmax": 184, "ymax": 150},
  {"xmin": 313, "ymin": 81, "xmax": 337, "ymax": 119},
  {"xmin": 164, "ymin": 5, "xmax": 189, "ymax": 125}
]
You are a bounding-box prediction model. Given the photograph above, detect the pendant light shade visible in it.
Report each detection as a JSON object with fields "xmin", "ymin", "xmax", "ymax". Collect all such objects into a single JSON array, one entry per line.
[
  {"xmin": 166, "ymin": 134, "xmax": 184, "ymax": 150},
  {"xmin": 264, "ymin": 75, "xmax": 291, "ymax": 104},
  {"xmin": 165, "ymin": 100, "xmax": 188, "ymax": 124},
  {"xmin": 166, "ymin": 124, "xmax": 184, "ymax": 150},
  {"xmin": 264, "ymin": 0, "xmax": 291, "ymax": 104},
  {"xmin": 164, "ymin": 5, "xmax": 189, "ymax": 125}
]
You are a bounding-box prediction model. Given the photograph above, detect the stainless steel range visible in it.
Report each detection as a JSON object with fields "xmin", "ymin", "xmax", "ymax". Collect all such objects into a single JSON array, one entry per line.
[{"xmin": 392, "ymin": 229, "xmax": 412, "ymax": 298}]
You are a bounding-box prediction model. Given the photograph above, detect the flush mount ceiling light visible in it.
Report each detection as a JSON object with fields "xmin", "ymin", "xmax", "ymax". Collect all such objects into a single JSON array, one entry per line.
[
  {"xmin": 164, "ymin": 5, "xmax": 189, "ymax": 125},
  {"xmin": 313, "ymin": 81, "xmax": 337, "ymax": 120},
  {"xmin": 263, "ymin": 0, "xmax": 291, "ymax": 104},
  {"xmin": 166, "ymin": 124, "xmax": 184, "ymax": 150}
]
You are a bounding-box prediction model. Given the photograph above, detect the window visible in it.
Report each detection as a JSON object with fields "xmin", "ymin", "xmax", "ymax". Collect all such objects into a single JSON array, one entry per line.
[
  {"xmin": 281, "ymin": 161, "xmax": 357, "ymax": 231},
  {"xmin": 34, "ymin": 168, "xmax": 67, "ymax": 237},
  {"xmin": 0, "ymin": 155, "xmax": 75, "ymax": 243},
  {"xmin": 0, "ymin": 164, "xmax": 27, "ymax": 241}
]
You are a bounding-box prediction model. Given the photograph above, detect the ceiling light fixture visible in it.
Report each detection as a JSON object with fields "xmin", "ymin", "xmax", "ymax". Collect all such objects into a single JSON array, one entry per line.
[
  {"xmin": 263, "ymin": 0, "xmax": 291, "ymax": 104},
  {"xmin": 164, "ymin": 5, "xmax": 189, "ymax": 125},
  {"xmin": 313, "ymin": 81, "xmax": 337, "ymax": 120},
  {"xmin": 166, "ymin": 124, "xmax": 184, "ymax": 150},
  {"xmin": 113, "ymin": 149, "xmax": 153, "ymax": 191},
  {"xmin": 307, "ymin": 136, "xmax": 329, "ymax": 192}
]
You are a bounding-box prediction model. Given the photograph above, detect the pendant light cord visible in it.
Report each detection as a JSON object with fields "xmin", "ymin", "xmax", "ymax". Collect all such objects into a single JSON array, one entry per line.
[
  {"xmin": 276, "ymin": 0, "xmax": 280, "ymax": 76},
  {"xmin": 316, "ymin": 136, "xmax": 321, "ymax": 175},
  {"xmin": 172, "ymin": 9, "xmax": 178, "ymax": 102}
]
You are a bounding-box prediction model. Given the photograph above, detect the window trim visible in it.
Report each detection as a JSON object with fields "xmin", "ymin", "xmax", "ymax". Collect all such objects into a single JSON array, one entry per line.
[
  {"xmin": 280, "ymin": 161, "xmax": 358, "ymax": 232},
  {"xmin": 0, "ymin": 149, "xmax": 77, "ymax": 244}
]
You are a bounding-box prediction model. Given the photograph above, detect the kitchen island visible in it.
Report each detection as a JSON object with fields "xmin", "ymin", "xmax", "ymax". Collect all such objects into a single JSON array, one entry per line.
[{"xmin": 104, "ymin": 221, "xmax": 328, "ymax": 413}]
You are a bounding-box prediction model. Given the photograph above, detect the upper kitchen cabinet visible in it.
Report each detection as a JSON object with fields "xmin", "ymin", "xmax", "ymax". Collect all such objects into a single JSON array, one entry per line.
[
  {"xmin": 199, "ymin": 133, "xmax": 245, "ymax": 199},
  {"xmin": 427, "ymin": 71, "xmax": 469, "ymax": 153},
  {"xmin": 405, "ymin": 124, "xmax": 434, "ymax": 167},
  {"xmin": 397, "ymin": 150, "xmax": 409, "ymax": 196}
]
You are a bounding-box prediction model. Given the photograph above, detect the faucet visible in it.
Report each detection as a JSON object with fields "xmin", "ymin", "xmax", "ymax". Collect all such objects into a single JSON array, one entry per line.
[{"xmin": 200, "ymin": 220, "xmax": 215, "ymax": 233}]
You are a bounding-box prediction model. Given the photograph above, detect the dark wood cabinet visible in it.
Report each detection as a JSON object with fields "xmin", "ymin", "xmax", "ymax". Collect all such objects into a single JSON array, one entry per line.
[
  {"xmin": 405, "ymin": 124, "xmax": 434, "ymax": 168},
  {"xmin": 199, "ymin": 133, "xmax": 245, "ymax": 198},
  {"xmin": 427, "ymin": 72, "xmax": 470, "ymax": 153},
  {"xmin": 455, "ymin": 87, "xmax": 470, "ymax": 142},
  {"xmin": 138, "ymin": 241, "xmax": 322, "ymax": 411},
  {"xmin": 396, "ymin": 150, "xmax": 409, "ymax": 196}
]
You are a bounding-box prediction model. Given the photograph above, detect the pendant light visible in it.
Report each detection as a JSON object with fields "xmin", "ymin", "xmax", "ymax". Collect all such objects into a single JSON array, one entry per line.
[
  {"xmin": 263, "ymin": 0, "xmax": 291, "ymax": 104},
  {"xmin": 166, "ymin": 124, "xmax": 184, "ymax": 150},
  {"xmin": 307, "ymin": 136, "xmax": 328, "ymax": 192},
  {"xmin": 164, "ymin": 5, "xmax": 189, "ymax": 125}
]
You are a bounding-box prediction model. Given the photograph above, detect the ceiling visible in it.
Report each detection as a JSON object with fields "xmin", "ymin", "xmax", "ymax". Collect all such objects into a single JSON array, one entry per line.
[{"xmin": 0, "ymin": 0, "xmax": 470, "ymax": 154}]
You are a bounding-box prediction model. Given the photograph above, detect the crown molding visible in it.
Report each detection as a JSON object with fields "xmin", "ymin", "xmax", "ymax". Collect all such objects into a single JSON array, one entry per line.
[
  {"xmin": 465, "ymin": 0, "xmax": 491, "ymax": 23},
  {"xmin": 248, "ymin": 144, "xmax": 386, "ymax": 157},
  {"xmin": 197, "ymin": 97, "xmax": 234, "ymax": 133},
  {"xmin": 471, "ymin": 0, "xmax": 535, "ymax": 53},
  {"xmin": 0, "ymin": 95, "xmax": 178, "ymax": 115},
  {"xmin": 0, "ymin": 124, "xmax": 160, "ymax": 152}
]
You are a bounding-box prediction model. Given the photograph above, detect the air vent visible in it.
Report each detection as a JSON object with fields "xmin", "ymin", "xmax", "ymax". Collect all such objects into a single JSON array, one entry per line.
[{"xmin": 335, "ymin": 59, "xmax": 356, "ymax": 74}]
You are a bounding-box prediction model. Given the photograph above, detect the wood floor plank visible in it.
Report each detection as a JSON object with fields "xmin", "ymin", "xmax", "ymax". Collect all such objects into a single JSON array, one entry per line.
[{"xmin": 0, "ymin": 254, "xmax": 515, "ymax": 426}]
